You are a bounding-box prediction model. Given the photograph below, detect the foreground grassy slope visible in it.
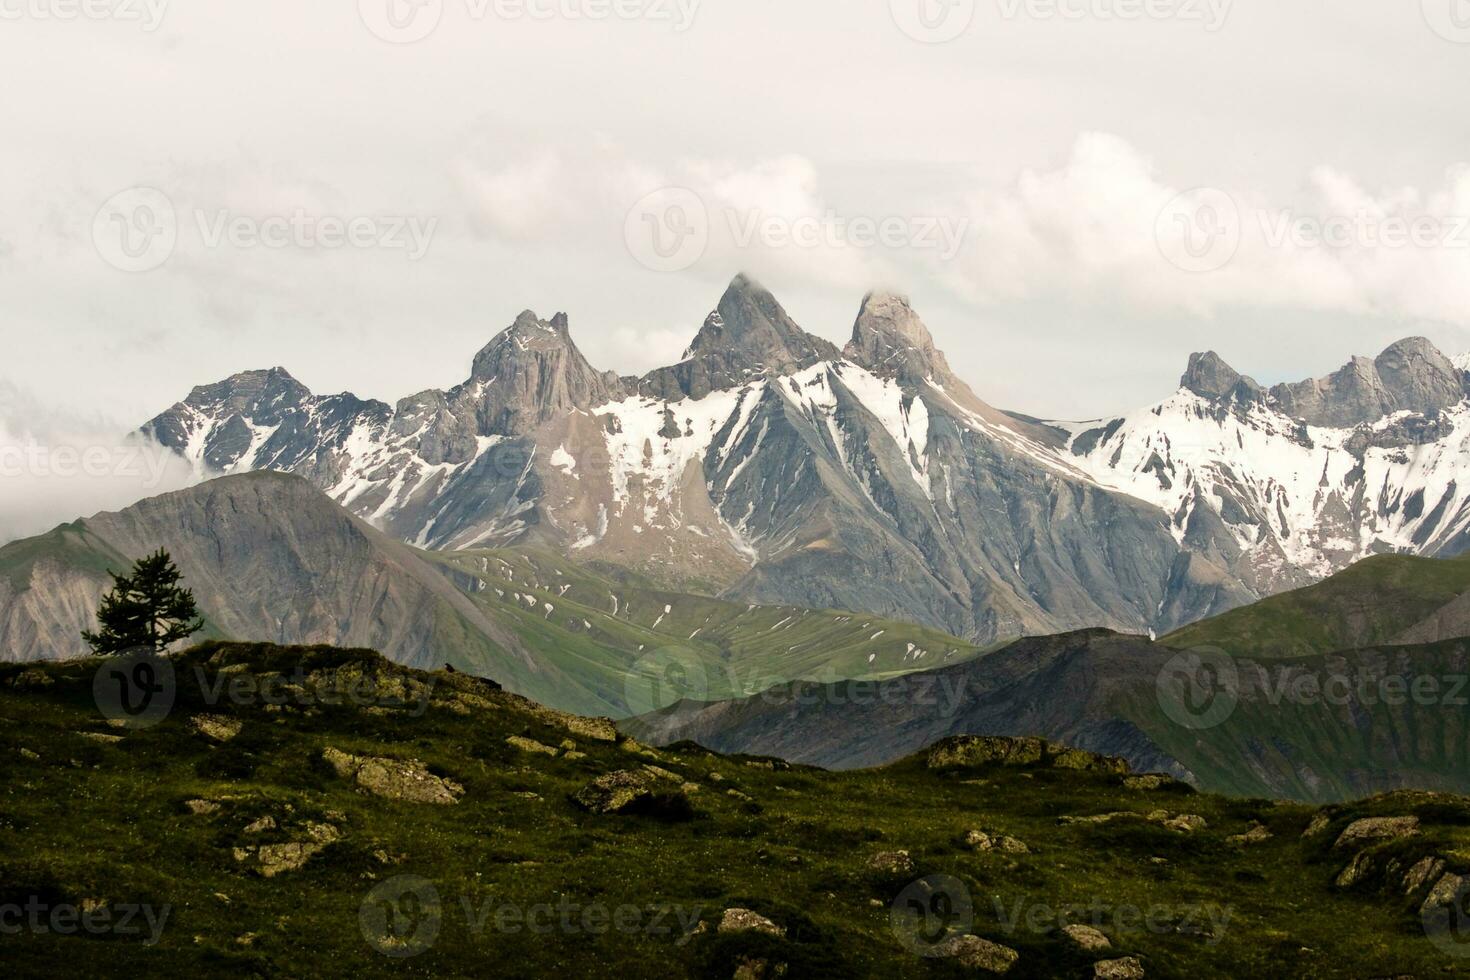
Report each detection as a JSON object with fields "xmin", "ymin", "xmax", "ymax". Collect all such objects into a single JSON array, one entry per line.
[
  {"xmin": 1163, "ymin": 553, "xmax": 1470, "ymax": 658},
  {"xmin": 3, "ymin": 643, "xmax": 1470, "ymax": 978}
]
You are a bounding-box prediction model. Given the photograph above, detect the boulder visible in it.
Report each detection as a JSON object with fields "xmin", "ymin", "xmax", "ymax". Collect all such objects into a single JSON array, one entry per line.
[
  {"xmin": 1227, "ymin": 822, "xmax": 1272, "ymax": 845},
  {"xmin": 1061, "ymin": 923, "xmax": 1112, "ymax": 954},
  {"xmin": 927, "ymin": 735, "xmax": 1129, "ymax": 774},
  {"xmin": 931, "ymin": 934, "xmax": 1018, "ymax": 973},
  {"xmin": 1094, "ymin": 957, "xmax": 1145, "ymax": 979},
  {"xmin": 1402, "ymin": 856, "xmax": 1446, "ymax": 896},
  {"xmin": 1333, "ymin": 817, "xmax": 1419, "ymax": 850},
  {"xmin": 1122, "ymin": 775, "xmax": 1171, "ymax": 791},
  {"xmin": 189, "ymin": 714, "xmax": 243, "ymax": 743},
  {"xmin": 1334, "ymin": 852, "xmax": 1375, "ymax": 889},
  {"xmin": 1160, "ymin": 814, "xmax": 1207, "ymax": 834},
  {"xmin": 1301, "ymin": 813, "xmax": 1332, "ymax": 838},
  {"xmin": 11, "ymin": 669, "xmax": 54, "ymax": 691},
  {"xmin": 321, "ymin": 746, "xmax": 464, "ymax": 805},
  {"xmin": 1421, "ymin": 872, "xmax": 1469, "ymax": 916},
  {"xmin": 866, "ymin": 850, "xmax": 916, "ymax": 876},
  {"xmin": 233, "ymin": 822, "xmax": 340, "ymax": 877},
  {"xmin": 928, "ymin": 736, "xmax": 1045, "ymax": 768},
  {"xmin": 571, "ymin": 770, "xmax": 676, "ymax": 814},
  {"xmin": 718, "ymin": 908, "xmax": 785, "ymax": 938},
  {"xmin": 505, "ymin": 736, "xmax": 558, "ymax": 757}
]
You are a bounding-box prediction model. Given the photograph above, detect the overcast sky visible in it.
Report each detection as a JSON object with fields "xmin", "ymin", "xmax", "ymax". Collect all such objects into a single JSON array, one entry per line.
[{"xmin": 4, "ymin": 1, "xmax": 1470, "ymax": 538}]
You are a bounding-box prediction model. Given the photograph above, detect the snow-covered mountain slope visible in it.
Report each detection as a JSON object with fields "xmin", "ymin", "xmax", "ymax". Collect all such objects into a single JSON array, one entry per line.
[
  {"xmin": 1059, "ymin": 339, "xmax": 1470, "ymax": 587},
  {"xmin": 140, "ymin": 274, "xmax": 1467, "ymax": 644}
]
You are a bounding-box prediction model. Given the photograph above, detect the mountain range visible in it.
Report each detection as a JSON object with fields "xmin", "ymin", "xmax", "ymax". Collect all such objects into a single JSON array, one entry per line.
[{"xmin": 137, "ymin": 274, "xmax": 1470, "ymax": 647}]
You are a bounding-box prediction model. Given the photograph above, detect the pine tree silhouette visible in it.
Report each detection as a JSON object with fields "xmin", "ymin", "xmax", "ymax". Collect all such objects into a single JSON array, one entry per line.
[{"xmin": 81, "ymin": 549, "xmax": 205, "ymax": 654}]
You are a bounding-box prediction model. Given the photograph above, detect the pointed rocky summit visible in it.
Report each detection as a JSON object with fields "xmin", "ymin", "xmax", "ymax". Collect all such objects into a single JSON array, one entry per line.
[{"xmin": 639, "ymin": 274, "xmax": 839, "ymax": 400}]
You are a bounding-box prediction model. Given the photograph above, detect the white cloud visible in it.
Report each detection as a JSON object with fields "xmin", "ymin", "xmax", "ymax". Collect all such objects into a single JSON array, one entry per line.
[
  {"xmin": 942, "ymin": 133, "xmax": 1470, "ymax": 330},
  {"xmin": 0, "ymin": 384, "xmax": 203, "ymax": 547}
]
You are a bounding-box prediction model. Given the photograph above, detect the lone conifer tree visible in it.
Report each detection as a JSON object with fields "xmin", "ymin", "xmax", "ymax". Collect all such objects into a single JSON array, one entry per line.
[{"xmin": 81, "ymin": 549, "xmax": 204, "ymax": 654}]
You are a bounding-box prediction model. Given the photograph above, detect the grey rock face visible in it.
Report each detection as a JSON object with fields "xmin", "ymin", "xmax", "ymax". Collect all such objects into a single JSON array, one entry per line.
[
  {"xmin": 1185, "ymin": 337, "xmax": 1468, "ymax": 427},
  {"xmin": 1181, "ymin": 352, "xmax": 1262, "ymax": 402},
  {"xmin": 467, "ymin": 310, "xmax": 626, "ymax": 431},
  {"xmin": 843, "ymin": 290, "xmax": 952, "ymax": 385},
  {"xmin": 639, "ymin": 274, "xmax": 838, "ymax": 400}
]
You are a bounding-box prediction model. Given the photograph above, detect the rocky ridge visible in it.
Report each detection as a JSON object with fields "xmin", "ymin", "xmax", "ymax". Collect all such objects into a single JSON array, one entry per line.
[{"xmin": 138, "ymin": 274, "xmax": 1470, "ymax": 644}]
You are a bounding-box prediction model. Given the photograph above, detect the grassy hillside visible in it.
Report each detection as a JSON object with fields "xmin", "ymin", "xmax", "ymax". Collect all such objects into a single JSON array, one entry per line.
[
  {"xmin": 3, "ymin": 642, "xmax": 1469, "ymax": 978},
  {"xmin": 0, "ymin": 472, "xmax": 984, "ymax": 719},
  {"xmin": 1162, "ymin": 553, "xmax": 1470, "ymax": 658},
  {"xmin": 430, "ymin": 547, "xmax": 986, "ymax": 715},
  {"xmin": 631, "ymin": 629, "xmax": 1470, "ymax": 803}
]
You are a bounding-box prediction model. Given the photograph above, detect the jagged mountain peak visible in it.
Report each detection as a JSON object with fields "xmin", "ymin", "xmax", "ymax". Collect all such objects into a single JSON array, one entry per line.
[
  {"xmin": 466, "ymin": 309, "xmax": 622, "ymax": 428},
  {"xmin": 1180, "ymin": 351, "xmax": 1262, "ymax": 402},
  {"xmin": 843, "ymin": 290, "xmax": 951, "ymax": 385},
  {"xmin": 471, "ymin": 310, "xmax": 580, "ymax": 378},
  {"xmin": 685, "ymin": 273, "xmax": 837, "ymax": 363},
  {"xmin": 639, "ymin": 274, "xmax": 838, "ymax": 400},
  {"xmin": 174, "ymin": 367, "xmax": 319, "ymax": 431},
  {"xmin": 1180, "ymin": 338, "xmax": 1468, "ymax": 426}
]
